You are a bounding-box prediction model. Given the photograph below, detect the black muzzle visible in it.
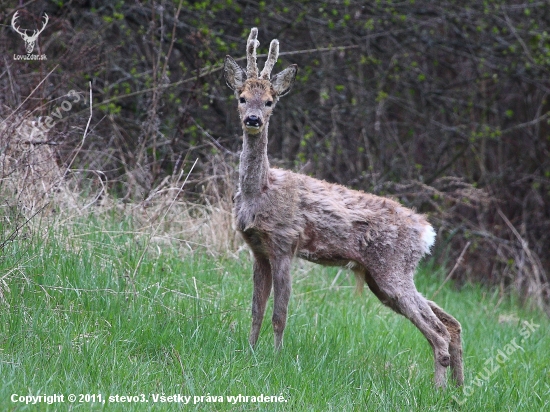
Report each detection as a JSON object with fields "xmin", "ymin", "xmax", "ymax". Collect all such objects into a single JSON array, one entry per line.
[{"xmin": 244, "ymin": 115, "xmax": 263, "ymax": 128}]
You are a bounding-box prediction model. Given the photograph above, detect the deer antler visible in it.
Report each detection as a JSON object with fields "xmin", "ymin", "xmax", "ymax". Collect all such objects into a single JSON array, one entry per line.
[
  {"xmin": 11, "ymin": 11, "xmax": 27, "ymax": 37},
  {"xmin": 246, "ymin": 28, "xmax": 260, "ymax": 79},
  {"xmin": 11, "ymin": 11, "xmax": 49, "ymax": 40},
  {"xmin": 260, "ymin": 39, "xmax": 279, "ymax": 80},
  {"xmin": 245, "ymin": 28, "xmax": 280, "ymax": 80},
  {"xmin": 34, "ymin": 13, "xmax": 49, "ymax": 38}
]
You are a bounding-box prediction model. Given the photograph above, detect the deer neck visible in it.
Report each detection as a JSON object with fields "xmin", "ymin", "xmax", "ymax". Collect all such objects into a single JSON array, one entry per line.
[{"xmin": 239, "ymin": 125, "xmax": 270, "ymax": 197}]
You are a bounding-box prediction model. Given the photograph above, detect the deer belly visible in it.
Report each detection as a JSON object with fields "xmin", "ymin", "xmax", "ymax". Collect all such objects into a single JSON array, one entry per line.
[{"xmin": 296, "ymin": 229, "xmax": 356, "ymax": 266}]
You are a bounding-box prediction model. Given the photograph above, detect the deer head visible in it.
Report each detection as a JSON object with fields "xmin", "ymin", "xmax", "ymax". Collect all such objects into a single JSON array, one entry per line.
[
  {"xmin": 12, "ymin": 11, "xmax": 49, "ymax": 54},
  {"xmin": 224, "ymin": 28, "xmax": 297, "ymax": 135}
]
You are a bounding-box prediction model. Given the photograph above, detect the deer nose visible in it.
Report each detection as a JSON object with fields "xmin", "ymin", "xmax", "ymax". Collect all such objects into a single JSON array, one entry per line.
[{"xmin": 244, "ymin": 115, "xmax": 262, "ymax": 128}]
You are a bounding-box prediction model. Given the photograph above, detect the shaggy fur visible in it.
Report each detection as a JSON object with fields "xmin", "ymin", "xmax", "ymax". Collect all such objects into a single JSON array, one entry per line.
[{"xmin": 224, "ymin": 28, "xmax": 464, "ymax": 388}]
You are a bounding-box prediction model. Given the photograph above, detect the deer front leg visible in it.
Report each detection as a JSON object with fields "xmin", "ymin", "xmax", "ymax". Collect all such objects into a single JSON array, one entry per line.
[
  {"xmin": 271, "ymin": 254, "xmax": 292, "ymax": 350},
  {"xmin": 249, "ymin": 255, "xmax": 272, "ymax": 348}
]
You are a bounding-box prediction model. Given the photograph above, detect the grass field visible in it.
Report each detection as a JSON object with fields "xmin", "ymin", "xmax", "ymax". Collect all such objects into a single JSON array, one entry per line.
[{"xmin": 0, "ymin": 213, "xmax": 548, "ymax": 411}]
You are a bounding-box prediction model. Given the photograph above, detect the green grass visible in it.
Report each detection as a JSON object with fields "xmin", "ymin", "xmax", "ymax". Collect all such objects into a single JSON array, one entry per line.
[{"xmin": 0, "ymin": 215, "xmax": 548, "ymax": 411}]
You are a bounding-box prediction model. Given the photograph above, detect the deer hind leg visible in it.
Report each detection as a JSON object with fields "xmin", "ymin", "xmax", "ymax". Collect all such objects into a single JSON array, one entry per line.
[
  {"xmin": 363, "ymin": 269, "xmax": 452, "ymax": 387},
  {"xmin": 249, "ymin": 255, "xmax": 273, "ymax": 348},
  {"xmin": 428, "ymin": 301, "xmax": 464, "ymax": 386},
  {"xmin": 271, "ymin": 254, "xmax": 292, "ymax": 350}
]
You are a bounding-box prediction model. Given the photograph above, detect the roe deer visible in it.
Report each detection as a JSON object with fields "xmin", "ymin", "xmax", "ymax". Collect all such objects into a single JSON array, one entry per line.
[{"xmin": 224, "ymin": 28, "xmax": 464, "ymax": 388}]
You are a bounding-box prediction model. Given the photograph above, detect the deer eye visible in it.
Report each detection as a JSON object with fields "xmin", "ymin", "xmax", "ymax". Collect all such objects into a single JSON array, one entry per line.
[
  {"xmin": 239, "ymin": 97, "xmax": 246, "ymax": 104},
  {"xmin": 265, "ymin": 101, "xmax": 273, "ymax": 107}
]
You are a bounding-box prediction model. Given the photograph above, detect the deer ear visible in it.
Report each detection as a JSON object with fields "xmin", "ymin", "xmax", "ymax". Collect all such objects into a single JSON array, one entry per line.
[
  {"xmin": 224, "ymin": 56, "xmax": 246, "ymax": 91},
  {"xmin": 271, "ymin": 64, "xmax": 297, "ymax": 97}
]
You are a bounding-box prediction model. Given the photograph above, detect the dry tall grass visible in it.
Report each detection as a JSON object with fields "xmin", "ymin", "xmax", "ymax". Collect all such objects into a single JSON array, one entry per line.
[
  {"xmin": 0, "ymin": 115, "xmax": 73, "ymax": 214},
  {"xmin": 0, "ymin": 114, "xmax": 241, "ymax": 260}
]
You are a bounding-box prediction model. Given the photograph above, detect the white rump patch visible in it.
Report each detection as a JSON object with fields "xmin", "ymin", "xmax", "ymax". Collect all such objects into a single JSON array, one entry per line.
[{"xmin": 420, "ymin": 225, "xmax": 436, "ymax": 255}]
